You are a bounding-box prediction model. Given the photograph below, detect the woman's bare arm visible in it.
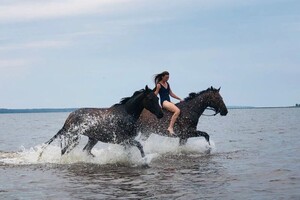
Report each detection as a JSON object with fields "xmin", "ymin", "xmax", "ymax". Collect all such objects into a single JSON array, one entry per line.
[
  {"xmin": 169, "ymin": 88, "xmax": 182, "ymax": 101},
  {"xmin": 154, "ymin": 84, "xmax": 161, "ymax": 96}
]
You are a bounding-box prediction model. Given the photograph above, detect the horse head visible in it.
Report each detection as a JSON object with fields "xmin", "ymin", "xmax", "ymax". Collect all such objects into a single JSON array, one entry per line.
[
  {"xmin": 120, "ymin": 86, "xmax": 163, "ymax": 119},
  {"xmin": 206, "ymin": 87, "xmax": 228, "ymax": 116},
  {"xmin": 142, "ymin": 85, "xmax": 163, "ymax": 119}
]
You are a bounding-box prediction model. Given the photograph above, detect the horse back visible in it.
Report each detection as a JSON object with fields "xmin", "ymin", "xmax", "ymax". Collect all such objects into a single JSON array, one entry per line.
[
  {"xmin": 63, "ymin": 108, "xmax": 109, "ymax": 129},
  {"xmin": 138, "ymin": 106, "xmax": 198, "ymax": 134},
  {"xmin": 62, "ymin": 107, "xmax": 137, "ymax": 143}
]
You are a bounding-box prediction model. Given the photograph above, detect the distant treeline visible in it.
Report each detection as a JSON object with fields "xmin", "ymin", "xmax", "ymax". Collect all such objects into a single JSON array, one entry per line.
[{"xmin": 0, "ymin": 108, "xmax": 77, "ymax": 114}]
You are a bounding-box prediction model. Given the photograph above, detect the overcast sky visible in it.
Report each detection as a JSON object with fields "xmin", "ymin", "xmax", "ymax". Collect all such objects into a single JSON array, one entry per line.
[{"xmin": 1, "ymin": 0, "xmax": 299, "ymax": 108}]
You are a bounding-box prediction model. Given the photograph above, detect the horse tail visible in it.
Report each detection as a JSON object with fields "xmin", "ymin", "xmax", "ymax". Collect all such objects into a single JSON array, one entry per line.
[
  {"xmin": 38, "ymin": 128, "xmax": 66, "ymax": 160},
  {"xmin": 61, "ymin": 132, "xmax": 81, "ymax": 156},
  {"xmin": 46, "ymin": 128, "xmax": 66, "ymax": 146}
]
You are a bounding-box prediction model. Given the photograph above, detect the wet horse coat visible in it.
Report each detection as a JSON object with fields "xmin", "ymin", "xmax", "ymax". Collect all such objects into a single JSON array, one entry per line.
[{"xmin": 39, "ymin": 86, "xmax": 163, "ymax": 158}]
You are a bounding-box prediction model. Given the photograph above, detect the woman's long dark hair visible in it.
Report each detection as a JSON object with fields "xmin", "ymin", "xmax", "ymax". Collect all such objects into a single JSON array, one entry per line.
[{"xmin": 154, "ymin": 71, "xmax": 169, "ymax": 84}]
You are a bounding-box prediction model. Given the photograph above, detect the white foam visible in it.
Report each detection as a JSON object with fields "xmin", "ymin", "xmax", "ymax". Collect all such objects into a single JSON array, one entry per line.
[
  {"xmin": 142, "ymin": 134, "xmax": 214, "ymax": 155},
  {"xmin": 0, "ymin": 134, "xmax": 214, "ymax": 166}
]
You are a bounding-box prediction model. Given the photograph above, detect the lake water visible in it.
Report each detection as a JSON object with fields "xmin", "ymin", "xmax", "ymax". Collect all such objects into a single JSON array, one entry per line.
[{"xmin": 0, "ymin": 108, "xmax": 299, "ymax": 199}]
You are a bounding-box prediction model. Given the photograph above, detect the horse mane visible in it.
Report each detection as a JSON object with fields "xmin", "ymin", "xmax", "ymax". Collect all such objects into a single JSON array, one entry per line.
[
  {"xmin": 184, "ymin": 87, "xmax": 218, "ymax": 102},
  {"xmin": 114, "ymin": 89, "xmax": 145, "ymax": 106}
]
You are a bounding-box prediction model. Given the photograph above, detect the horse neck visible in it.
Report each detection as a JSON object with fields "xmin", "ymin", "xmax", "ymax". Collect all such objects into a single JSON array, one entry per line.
[
  {"xmin": 124, "ymin": 93, "xmax": 144, "ymax": 119},
  {"xmin": 186, "ymin": 93, "xmax": 211, "ymax": 118}
]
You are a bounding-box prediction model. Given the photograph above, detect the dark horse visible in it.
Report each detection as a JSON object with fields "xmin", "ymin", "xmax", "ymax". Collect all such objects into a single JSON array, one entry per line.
[
  {"xmin": 137, "ymin": 87, "xmax": 228, "ymax": 145},
  {"xmin": 39, "ymin": 86, "xmax": 163, "ymax": 159}
]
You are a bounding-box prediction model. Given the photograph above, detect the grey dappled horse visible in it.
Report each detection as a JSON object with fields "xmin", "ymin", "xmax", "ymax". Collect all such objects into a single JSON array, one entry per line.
[{"xmin": 39, "ymin": 86, "xmax": 163, "ymax": 159}]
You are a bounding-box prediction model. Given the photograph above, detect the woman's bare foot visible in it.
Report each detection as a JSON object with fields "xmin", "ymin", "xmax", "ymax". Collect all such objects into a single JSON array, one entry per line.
[{"xmin": 167, "ymin": 127, "xmax": 175, "ymax": 136}]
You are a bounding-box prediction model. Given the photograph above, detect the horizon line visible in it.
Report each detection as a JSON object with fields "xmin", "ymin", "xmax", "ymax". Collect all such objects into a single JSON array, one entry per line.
[{"xmin": 0, "ymin": 105, "xmax": 299, "ymax": 114}]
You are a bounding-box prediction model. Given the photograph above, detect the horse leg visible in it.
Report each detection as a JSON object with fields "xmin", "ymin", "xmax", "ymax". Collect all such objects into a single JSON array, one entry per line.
[
  {"xmin": 129, "ymin": 140, "xmax": 145, "ymax": 158},
  {"xmin": 83, "ymin": 137, "xmax": 98, "ymax": 157},
  {"xmin": 179, "ymin": 138, "xmax": 188, "ymax": 146},
  {"xmin": 185, "ymin": 130, "xmax": 210, "ymax": 145},
  {"xmin": 61, "ymin": 133, "xmax": 81, "ymax": 155},
  {"xmin": 195, "ymin": 131, "xmax": 210, "ymax": 145}
]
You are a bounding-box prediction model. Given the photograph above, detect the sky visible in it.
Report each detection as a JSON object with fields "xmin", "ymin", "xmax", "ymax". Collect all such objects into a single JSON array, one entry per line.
[{"xmin": 0, "ymin": 0, "xmax": 299, "ymax": 108}]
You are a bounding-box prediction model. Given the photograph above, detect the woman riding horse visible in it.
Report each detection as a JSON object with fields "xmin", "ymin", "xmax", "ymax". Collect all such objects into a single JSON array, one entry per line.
[
  {"xmin": 138, "ymin": 87, "xmax": 228, "ymax": 146},
  {"xmin": 154, "ymin": 71, "xmax": 182, "ymax": 136}
]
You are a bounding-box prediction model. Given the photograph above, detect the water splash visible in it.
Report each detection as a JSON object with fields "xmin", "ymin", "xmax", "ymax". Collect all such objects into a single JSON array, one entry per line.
[
  {"xmin": 0, "ymin": 134, "xmax": 214, "ymax": 166},
  {"xmin": 143, "ymin": 134, "xmax": 214, "ymax": 155}
]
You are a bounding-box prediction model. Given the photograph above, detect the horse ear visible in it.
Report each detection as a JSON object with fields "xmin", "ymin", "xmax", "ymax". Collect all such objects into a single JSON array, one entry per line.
[
  {"xmin": 145, "ymin": 85, "xmax": 149, "ymax": 91},
  {"xmin": 211, "ymin": 86, "xmax": 213, "ymax": 90},
  {"xmin": 218, "ymin": 87, "xmax": 221, "ymax": 92}
]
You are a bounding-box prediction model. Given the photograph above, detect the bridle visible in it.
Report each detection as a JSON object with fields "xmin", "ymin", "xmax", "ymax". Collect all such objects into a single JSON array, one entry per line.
[{"xmin": 202, "ymin": 107, "xmax": 220, "ymax": 116}]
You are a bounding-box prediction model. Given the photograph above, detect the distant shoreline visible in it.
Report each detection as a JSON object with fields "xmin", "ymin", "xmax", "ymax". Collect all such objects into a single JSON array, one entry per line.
[
  {"xmin": 0, "ymin": 108, "xmax": 77, "ymax": 114},
  {"xmin": 228, "ymin": 106, "xmax": 299, "ymax": 109},
  {"xmin": 0, "ymin": 106, "xmax": 298, "ymax": 114}
]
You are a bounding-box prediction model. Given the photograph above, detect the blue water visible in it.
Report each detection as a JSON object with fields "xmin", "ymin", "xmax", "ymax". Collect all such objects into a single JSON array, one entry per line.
[{"xmin": 0, "ymin": 108, "xmax": 299, "ymax": 199}]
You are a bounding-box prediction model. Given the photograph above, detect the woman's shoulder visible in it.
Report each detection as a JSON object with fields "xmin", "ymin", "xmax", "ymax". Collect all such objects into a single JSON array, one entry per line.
[{"xmin": 166, "ymin": 82, "xmax": 170, "ymax": 87}]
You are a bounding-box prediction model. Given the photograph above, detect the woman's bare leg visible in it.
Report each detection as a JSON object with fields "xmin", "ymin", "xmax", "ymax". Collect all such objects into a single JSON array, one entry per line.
[{"xmin": 162, "ymin": 101, "xmax": 180, "ymax": 135}]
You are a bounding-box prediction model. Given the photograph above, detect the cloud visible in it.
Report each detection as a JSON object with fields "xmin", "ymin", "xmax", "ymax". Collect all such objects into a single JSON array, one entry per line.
[
  {"xmin": 0, "ymin": 39, "xmax": 71, "ymax": 51},
  {"xmin": 0, "ymin": 59, "xmax": 32, "ymax": 78},
  {"xmin": 0, "ymin": 59, "xmax": 29, "ymax": 68},
  {"xmin": 0, "ymin": 0, "xmax": 132, "ymax": 23},
  {"xmin": 0, "ymin": 0, "xmax": 270, "ymax": 23}
]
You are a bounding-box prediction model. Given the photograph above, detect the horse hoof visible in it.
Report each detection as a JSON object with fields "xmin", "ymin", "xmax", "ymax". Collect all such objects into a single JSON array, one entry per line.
[
  {"xmin": 89, "ymin": 153, "xmax": 95, "ymax": 158},
  {"xmin": 141, "ymin": 163, "xmax": 150, "ymax": 168},
  {"xmin": 140, "ymin": 156, "xmax": 150, "ymax": 168},
  {"xmin": 85, "ymin": 151, "xmax": 95, "ymax": 157},
  {"xmin": 204, "ymin": 147, "xmax": 212, "ymax": 154}
]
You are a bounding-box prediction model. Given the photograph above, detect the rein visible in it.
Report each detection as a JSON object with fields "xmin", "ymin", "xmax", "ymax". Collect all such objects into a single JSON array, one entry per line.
[{"xmin": 202, "ymin": 107, "xmax": 219, "ymax": 116}]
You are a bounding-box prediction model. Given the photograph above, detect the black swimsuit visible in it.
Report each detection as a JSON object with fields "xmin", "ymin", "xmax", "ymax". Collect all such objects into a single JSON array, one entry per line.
[{"xmin": 158, "ymin": 82, "xmax": 171, "ymax": 106}]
